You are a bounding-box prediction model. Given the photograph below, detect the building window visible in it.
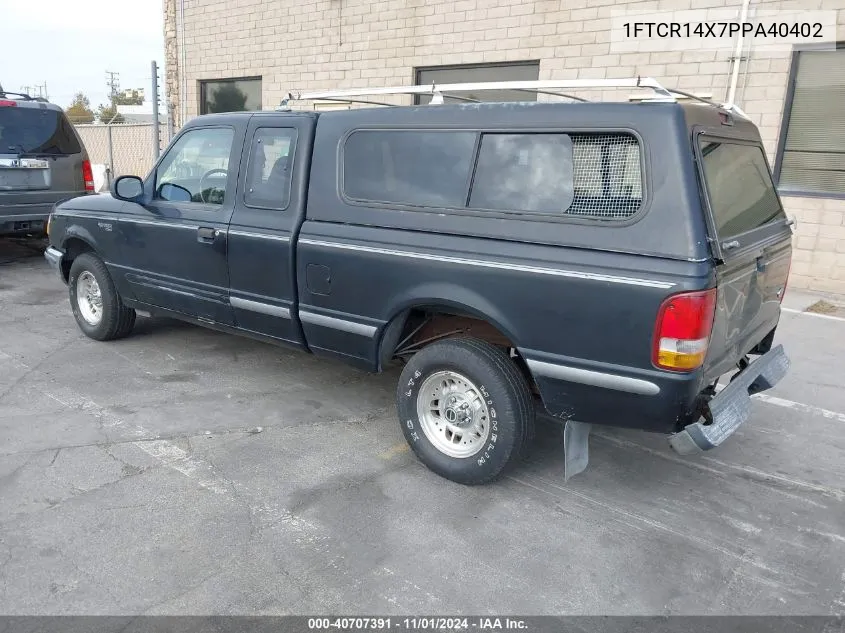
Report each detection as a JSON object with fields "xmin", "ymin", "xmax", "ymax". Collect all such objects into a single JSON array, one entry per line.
[
  {"xmin": 775, "ymin": 46, "xmax": 845, "ymax": 197},
  {"xmin": 200, "ymin": 77, "xmax": 262, "ymax": 114},
  {"xmin": 414, "ymin": 62, "xmax": 540, "ymax": 105}
]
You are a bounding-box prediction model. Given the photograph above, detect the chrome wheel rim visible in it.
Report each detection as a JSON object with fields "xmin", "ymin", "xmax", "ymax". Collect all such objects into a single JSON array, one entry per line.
[
  {"xmin": 416, "ymin": 370, "xmax": 491, "ymax": 458},
  {"xmin": 76, "ymin": 271, "xmax": 103, "ymax": 326}
]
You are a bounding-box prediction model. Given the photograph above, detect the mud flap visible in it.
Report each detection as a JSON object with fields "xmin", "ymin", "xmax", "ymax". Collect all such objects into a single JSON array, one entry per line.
[{"xmin": 563, "ymin": 420, "xmax": 592, "ymax": 481}]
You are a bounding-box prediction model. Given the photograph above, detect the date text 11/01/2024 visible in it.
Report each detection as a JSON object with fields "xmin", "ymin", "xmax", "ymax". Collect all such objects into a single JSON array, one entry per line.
[{"xmin": 307, "ymin": 618, "xmax": 528, "ymax": 630}]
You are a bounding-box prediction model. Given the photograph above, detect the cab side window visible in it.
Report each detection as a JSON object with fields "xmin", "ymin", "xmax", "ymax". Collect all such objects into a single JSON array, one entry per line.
[
  {"xmin": 155, "ymin": 127, "xmax": 234, "ymax": 205},
  {"xmin": 244, "ymin": 128, "xmax": 297, "ymax": 210}
]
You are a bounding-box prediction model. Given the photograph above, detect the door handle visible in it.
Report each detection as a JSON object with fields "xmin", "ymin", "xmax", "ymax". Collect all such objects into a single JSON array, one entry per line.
[{"xmin": 197, "ymin": 226, "xmax": 218, "ymax": 242}]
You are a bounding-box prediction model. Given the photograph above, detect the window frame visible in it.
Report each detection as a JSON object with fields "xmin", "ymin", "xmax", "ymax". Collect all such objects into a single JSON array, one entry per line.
[
  {"xmin": 199, "ymin": 76, "xmax": 262, "ymax": 115},
  {"xmin": 413, "ymin": 61, "xmax": 541, "ymax": 106},
  {"xmin": 340, "ymin": 128, "xmax": 479, "ymax": 211},
  {"xmin": 772, "ymin": 42, "xmax": 845, "ymax": 200},
  {"xmin": 694, "ymin": 130, "xmax": 790, "ymax": 260},
  {"xmin": 337, "ymin": 125, "xmax": 650, "ymax": 226},
  {"xmin": 153, "ymin": 125, "xmax": 236, "ymax": 207},
  {"xmin": 242, "ymin": 126, "xmax": 299, "ymax": 212}
]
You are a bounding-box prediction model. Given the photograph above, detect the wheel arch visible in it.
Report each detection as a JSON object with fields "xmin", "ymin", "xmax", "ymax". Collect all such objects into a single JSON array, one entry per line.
[
  {"xmin": 376, "ymin": 284, "xmax": 522, "ymax": 370},
  {"xmin": 60, "ymin": 230, "xmax": 98, "ymax": 282}
]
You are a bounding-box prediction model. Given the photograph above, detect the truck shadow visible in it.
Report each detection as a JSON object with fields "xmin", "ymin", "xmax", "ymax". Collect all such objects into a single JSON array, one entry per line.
[{"xmin": 0, "ymin": 236, "xmax": 49, "ymax": 266}]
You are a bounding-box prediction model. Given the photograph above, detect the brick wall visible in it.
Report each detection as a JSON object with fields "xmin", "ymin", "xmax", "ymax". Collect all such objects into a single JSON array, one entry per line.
[{"xmin": 164, "ymin": 0, "xmax": 845, "ymax": 294}]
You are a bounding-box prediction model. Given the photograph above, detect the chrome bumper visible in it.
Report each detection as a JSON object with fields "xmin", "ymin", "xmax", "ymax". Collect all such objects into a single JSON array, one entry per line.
[
  {"xmin": 669, "ymin": 345, "xmax": 790, "ymax": 455},
  {"xmin": 44, "ymin": 246, "xmax": 65, "ymax": 282}
]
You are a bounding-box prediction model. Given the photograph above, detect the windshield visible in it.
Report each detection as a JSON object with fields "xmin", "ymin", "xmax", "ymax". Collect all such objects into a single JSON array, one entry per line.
[
  {"xmin": 698, "ymin": 138, "xmax": 786, "ymax": 238},
  {"xmin": 0, "ymin": 107, "xmax": 82, "ymax": 155}
]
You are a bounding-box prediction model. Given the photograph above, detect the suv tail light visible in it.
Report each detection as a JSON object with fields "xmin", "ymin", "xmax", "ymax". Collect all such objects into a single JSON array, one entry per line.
[
  {"xmin": 82, "ymin": 160, "xmax": 95, "ymax": 192},
  {"xmin": 0, "ymin": 100, "xmax": 18, "ymax": 107},
  {"xmin": 652, "ymin": 289, "xmax": 717, "ymax": 371}
]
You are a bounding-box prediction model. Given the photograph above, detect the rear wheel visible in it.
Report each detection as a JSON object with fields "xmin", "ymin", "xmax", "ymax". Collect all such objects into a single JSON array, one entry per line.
[
  {"xmin": 68, "ymin": 253, "xmax": 136, "ymax": 341},
  {"xmin": 397, "ymin": 338, "xmax": 534, "ymax": 485}
]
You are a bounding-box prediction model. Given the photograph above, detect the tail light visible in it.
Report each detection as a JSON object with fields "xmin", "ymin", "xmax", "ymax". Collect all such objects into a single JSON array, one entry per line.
[
  {"xmin": 82, "ymin": 160, "xmax": 95, "ymax": 192},
  {"xmin": 0, "ymin": 100, "xmax": 18, "ymax": 107},
  {"xmin": 652, "ymin": 289, "xmax": 717, "ymax": 371}
]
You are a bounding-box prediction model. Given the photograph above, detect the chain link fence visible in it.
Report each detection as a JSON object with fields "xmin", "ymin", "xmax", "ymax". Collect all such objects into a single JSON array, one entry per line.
[{"xmin": 74, "ymin": 122, "xmax": 169, "ymax": 191}]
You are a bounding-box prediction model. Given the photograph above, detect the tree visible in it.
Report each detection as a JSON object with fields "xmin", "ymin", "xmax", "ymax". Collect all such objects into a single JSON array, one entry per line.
[
  {"xmin": 97, "ymin": 102, "xmax": 124, "ymax": 124},
  {"xmin": 66, "ymin": 92, "xmax": 95, "ymax": 124},
  {"xmin": 114, "ymin": 89, "xmax": 144, "ymax": 106},
  {"xmin": 206, "ymin": 84, "xmax": 247, "ymax": 113}
]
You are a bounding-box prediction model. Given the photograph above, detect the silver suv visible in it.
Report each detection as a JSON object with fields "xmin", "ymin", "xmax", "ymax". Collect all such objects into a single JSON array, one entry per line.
[{"xmin": 0, "ymin": 90, "xmax": 93, "ymax": 236}]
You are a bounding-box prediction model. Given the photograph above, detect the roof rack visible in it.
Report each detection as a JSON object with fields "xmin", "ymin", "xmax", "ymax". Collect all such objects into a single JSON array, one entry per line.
[
  {"xmin": 0, "ymin": 90, "xmax": 35, "ymax": 101},
  {"xmin": 278, "ymin": 77, "xmax": 747, "ymax": 118},
  {"xmin": 280, "ymin": 77, "xmax": 674, "ymax": 108}
]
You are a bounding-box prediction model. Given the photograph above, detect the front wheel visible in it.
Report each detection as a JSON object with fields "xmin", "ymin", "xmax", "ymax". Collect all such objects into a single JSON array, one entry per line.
[
  {"xmin": 68, "ymin": 253, "xmax": 136, "ymax": 341},
  {"xmin": 396, "ymin": 338, "xmax": 534, "ymax": 485}
]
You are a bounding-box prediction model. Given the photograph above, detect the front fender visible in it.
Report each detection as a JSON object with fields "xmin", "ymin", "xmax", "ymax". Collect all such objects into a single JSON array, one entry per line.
[{"xmin": 62, "ymin": 223, "xmax": 100, "ymax": 254}]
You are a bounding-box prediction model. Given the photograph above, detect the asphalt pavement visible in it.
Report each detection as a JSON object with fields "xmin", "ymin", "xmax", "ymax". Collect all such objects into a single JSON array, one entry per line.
[{"xmin": 1, "ymin": 237, "xmax": 843, "ymax": 615}]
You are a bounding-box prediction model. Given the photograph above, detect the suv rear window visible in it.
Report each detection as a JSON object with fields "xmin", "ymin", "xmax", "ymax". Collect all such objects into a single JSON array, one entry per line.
[
  {"xmin": 0, "ymin": 107, "xmax": 81, "ymax": 155},
  {"xmin": 698, "ymin": 138, "xmax": 785, "ymax": 237}
]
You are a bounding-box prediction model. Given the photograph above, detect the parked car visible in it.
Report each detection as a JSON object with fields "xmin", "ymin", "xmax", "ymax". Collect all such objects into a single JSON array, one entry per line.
[
  {"xmin": 44, "ymin": 80, "xmax": 792, "ymax": 484},
  {"xmin": 0, "ymin": 91, "xmax": 94, "ymax": 237}
]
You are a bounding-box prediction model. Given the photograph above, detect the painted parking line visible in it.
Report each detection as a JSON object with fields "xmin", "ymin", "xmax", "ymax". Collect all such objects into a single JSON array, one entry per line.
[
  {"xmin": 713, "ymin": 379, "xmax": 845, "ymax": 424},
  {"xmin": 753, "ymin": 393, "xmax": 845, "ymax": 424},
  {"xmin": 782, "ymin": 307, "xmax": 845, "ymax": 322}
]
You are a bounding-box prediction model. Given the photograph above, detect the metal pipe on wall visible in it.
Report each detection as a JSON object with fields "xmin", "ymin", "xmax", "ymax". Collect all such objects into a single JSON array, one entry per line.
[
  {"xmin": 179, "ymin": 0, "xmax": 186, "ymax": 126},
  {"xmin": 727, "ymin": 0, "xmax": 752, "ymax": 105}
]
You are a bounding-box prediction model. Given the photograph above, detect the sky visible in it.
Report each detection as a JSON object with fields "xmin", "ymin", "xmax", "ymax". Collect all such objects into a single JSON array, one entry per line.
[{"xmin": 0, "ymin": 0, "xmax": 164, "ymax": 109}]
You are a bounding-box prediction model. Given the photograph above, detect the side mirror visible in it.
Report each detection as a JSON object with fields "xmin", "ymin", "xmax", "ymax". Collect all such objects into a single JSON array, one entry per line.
[{"xmin": 111, "ymin": 175, "xmax": 144, "ymax": 202}]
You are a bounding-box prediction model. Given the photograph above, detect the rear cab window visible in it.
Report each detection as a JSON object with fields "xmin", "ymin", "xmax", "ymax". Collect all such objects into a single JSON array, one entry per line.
[
  {"xmin": 0, "ymin": 107, "xmax": 81, "ymax": 155},
  {"xmin": 697, "ymin": 137, "xmax": 786, "ymax": 244}
]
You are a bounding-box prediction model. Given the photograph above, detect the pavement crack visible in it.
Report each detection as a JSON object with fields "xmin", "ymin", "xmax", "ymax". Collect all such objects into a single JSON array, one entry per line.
[
  {"xmin": 0, "ymin": 455, "xmax": 35, "ymax": 483},
  {"xmin": 0, "ymin": 427, "xmax": 272, "ymax": 459},
  {"xmin": 138, "ymin": 568, "xmax": 227, "ymax": 614}
]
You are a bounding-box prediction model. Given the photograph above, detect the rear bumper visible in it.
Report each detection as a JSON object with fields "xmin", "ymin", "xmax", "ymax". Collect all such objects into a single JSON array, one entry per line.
[
  {"xmin": 0, "ymin": 209, "xmax": 51, "ymax": 234},
  {"xmin": 669, "ymin": 344, "xmax": 790, "ymax": 455}
]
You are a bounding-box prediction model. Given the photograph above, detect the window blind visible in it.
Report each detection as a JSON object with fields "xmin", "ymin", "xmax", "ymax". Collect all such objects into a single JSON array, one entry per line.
[{"xmin": 778, "ymin": 49, "xmax": 845, "ymax": 196}]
